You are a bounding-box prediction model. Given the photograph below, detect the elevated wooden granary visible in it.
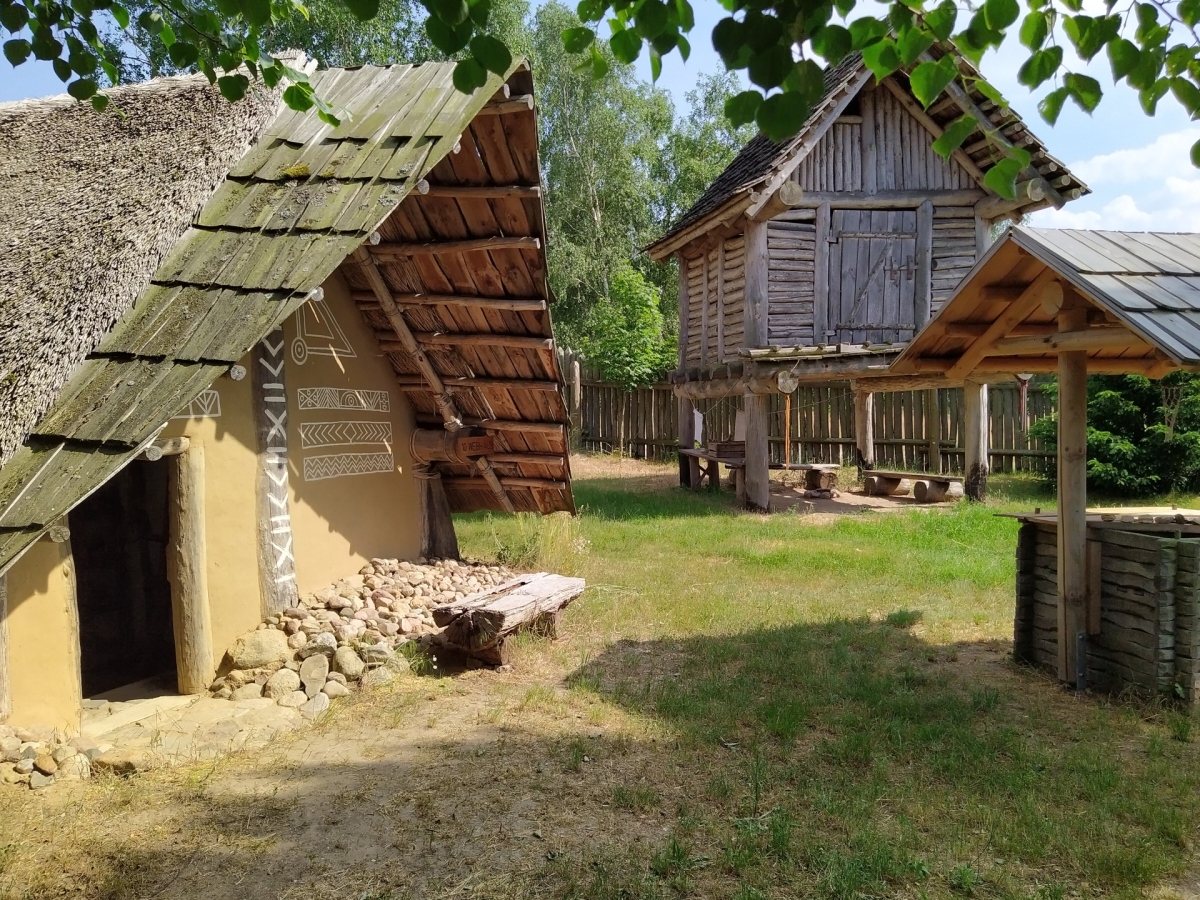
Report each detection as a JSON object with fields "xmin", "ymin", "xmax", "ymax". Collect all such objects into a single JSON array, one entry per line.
[
  {"xmin": 0, "ymin": 59, "xmax": 572, "ymax": 728},
  {"xmin": 647, "ymin": 47, "xmax": 1087, "ymax": 509},
  {"xmin": 894, "ymin": 227, "xmax": 1200, "ymax": 692}
]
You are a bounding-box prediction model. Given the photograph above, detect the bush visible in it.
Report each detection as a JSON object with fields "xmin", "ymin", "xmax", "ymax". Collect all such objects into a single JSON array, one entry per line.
[{"xmin": 1027, "ymin": 373, "xmax": 1200, "ymax": 496}]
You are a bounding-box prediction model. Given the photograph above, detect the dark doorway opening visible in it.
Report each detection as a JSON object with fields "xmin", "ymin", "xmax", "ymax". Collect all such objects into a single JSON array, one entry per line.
[{"xmin": 70, "ymin": 461, "xmax": 177, "ymax": 698}]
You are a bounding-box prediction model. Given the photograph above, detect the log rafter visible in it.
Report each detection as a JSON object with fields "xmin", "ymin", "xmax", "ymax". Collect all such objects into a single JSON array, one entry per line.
[
  {"xmin": 352, "ymin": 290, "xmax": 547, "ymax": 313},
  {"xmin": 368, "ymin": 236, "xmax": 541, "ymax": 259}
]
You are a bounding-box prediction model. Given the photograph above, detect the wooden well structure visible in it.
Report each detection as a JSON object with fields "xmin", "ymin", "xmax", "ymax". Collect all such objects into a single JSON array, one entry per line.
[
  {"xmin": 647, "ymin": 46, "xmax": 1087, "ymax": 509},
  {"xmin": 894, "ymin": 226, "xmax": 1200, "ymax": 690}
]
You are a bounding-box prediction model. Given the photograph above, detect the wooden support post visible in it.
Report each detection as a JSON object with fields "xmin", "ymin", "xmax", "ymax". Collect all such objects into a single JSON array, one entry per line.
[
  {"xmin": 1058, "ymin": 304, "xmax": 1089, "ymax": 686},
  {"xmin": 861, "ymin": 89, "xmax": 877, "ymax": 194},
  {"xmin": 678, "ymin": 397, "xmax": 700, "ymax": 488},
  {"xmin": 167, "ymin": 444, "xmax": 215, "ymax": 695},
  {"xmin": 916, "ymin": 199, "xmax": 933, "ymax": 329},
  {"xmin": 854, "ymin": 390, "xmax": 875, "ymax": 471},
  {"xmin": 963, "ymin": 379, "xmax": 989, "ymax": 501},
  {"xmin": 784, "ymin": 393, "xmax": 792, "ymax": 468},
  {"xmin": 924, "ymin": 389, "xmax": 941, "ymax": 473},
  {"xmin": 252, "ymin": 329, "xmax": 298, "ymax": 614},
  {"xmin": 414, "ymin": 465, "xmax": 460, "ymax": 560},
  {"xmin": 813, "ymin": 203, "xmax": 831, "ymax": 342},
  {"xmin": 570, "ymin": 359, "xmax": 582, "ymax": 435},
  {"xmin": 744, "ymin": 220, "xmax": 769, "ymax": 348},
  {"xmin": 744, "ymin": 393, "xmax": 771, "ymax": 510}
]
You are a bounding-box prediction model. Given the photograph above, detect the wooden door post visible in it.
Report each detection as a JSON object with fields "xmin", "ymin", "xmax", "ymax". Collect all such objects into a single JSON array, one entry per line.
[
  {"xmin": 744, "ymin": 393, "xmax": 771, "ymax": 511},
  {"xmin": 744, "ymin": 220, "xmax": 769, "ymax": 348},
  {"xmin": 167, "ymin": 444, "xmax": 215, "ymax": 695},
  {"xmin": 963, "ymin": 380, "xmax": 989, "ymax": 501},
  {"xmin": 0, "ymin": 574, "xmax": 9, "ymax": 721},
  {"xmin": 414, "ymin": 465, "xmax": 460, "ymax": 560},
  {"xmin": 854, "ymin": 389, "xmax": 875, "ymax": 471},
  {"xmin": 1057, "ymin": 302, "xmax": 1089, "ymax": 686},
  {"xmin": 252, "ymin": 328, "xmax": 298, "ymax": 614}
]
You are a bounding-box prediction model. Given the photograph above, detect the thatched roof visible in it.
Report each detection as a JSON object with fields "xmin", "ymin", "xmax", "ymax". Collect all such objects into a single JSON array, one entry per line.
[
  {"xmin": 0, "ymin": 75, "xmax": 280, "ymax": 466},
  {"xmin": 0, "ymin": 60, "xmax": 573, "ymax": 574},
  {"xmin": 648, "ymin": 46, "xmax": 1089, "ymax": 259}
]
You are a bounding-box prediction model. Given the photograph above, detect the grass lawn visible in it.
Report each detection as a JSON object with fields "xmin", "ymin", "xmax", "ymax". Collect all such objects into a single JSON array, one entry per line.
[{"xmin": 3, "ymin": 455, "xmax": 1200, "ymax": 900}]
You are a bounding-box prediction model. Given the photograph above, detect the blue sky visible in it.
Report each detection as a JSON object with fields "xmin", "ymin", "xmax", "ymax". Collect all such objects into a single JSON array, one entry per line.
[{"xmin": 3, "ymin": 9, "xmax": 1196, "ymax": 231}]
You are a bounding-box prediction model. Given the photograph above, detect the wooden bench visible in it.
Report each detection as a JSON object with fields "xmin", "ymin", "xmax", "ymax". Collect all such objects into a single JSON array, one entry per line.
[
  {"xmin": 432, "ymin": 572, "xmax": 585, "ymax": 665},
  {"xmin": 680, "ymin": 447, "xmax": 744, "ymax": 489},
  {"xmin": 774, "ymin": 462, "xmax": 839, "ymax": 490},
  {"xmin": 864, "ymin": 470, "xmax": 964, "ymax": 502}
]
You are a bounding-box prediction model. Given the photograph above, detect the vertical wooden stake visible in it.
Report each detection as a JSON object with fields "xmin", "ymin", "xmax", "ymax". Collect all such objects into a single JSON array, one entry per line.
[
  {"xmin": 168, "ymin": 444, "xmax": 215, "ymax": 695},
  {"xmin": 924, "ymin": 389, "xmax": 940, "ymax": 473},
  {"xmin": 916, "ymin": 199, "xmax": 933, "ymax": 329},
  {"xmin": 415, "ymin": 465, "xmax": 460, "ymax": 560},
  {"xmin": 0, "ymin": 574, "xmax": 9, "ymax": 721},
  {"xmin": 784, "ymin": 393, "xmax": 792, "ymax": 468},
  {"xmin": 963, "ymin": 380, "xmax": 989, "ymax": 501},
  {"xmin": 1058, "ymin": 303, "xmax": 1089, "ymax": 685},
  {"xmin": 814, "ymin": 203, "xmax": 831, "ymax": 343},
  {"xmin": 570, "ymin": 359, "xmax": 582, "ymax": 435},
  {"xmin": 744, "ymin": 220, "xmax": 769, "ymax": 348},
  {"xmin": 745, "ymin": 393, "xmax": 771, "ymax": 511},
  {"xmin": 854, "ymin": 389, "xmax": 875, "ymax": 471}
]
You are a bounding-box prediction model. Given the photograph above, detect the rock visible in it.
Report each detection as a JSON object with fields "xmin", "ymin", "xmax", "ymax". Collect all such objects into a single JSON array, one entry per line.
[
  {"xmin": 13, "ymin": 759, "xmax": 33, "ymax": 775},
  {"xmin": 30, "ymin": 771, "xmax": 53, "ymax": 790},
  {"xmin": 51, "ymin": 746, "xmax": 75, "ymax": 764},
  {"xmin": 287, "ymin": 632, "xmax": 308, "ymax": 650},
  {"xmin": 19, "ymin": 743, "xmax": 39, "ymax": 760},
  {"xmin": 326, "ymin": 594, "xmax": 353, "ymax": 611},
  {"xmin": 299, "ymin": 654, "xmax": 329, "ymax": 698},
  {"xmin": 225, "ymin": 668, "xmax": 255, "ymax": 688},
  {"xmin": 322, "ymin": 680, "xmax": 351, "ymax": 698},
  {"xmin": 0, "ymin": 737, "xmax": 20, "ymax": 761},
  {"xmin": 216, "ymin": 686, "xmax": 233, "ymax": 700},
  {"xmin": 58, "ymin": 754, "xmax": 90, "ymax": 781},
  {"xmin": 92, "ymin": 749, "xmax": 156, "ymax": 775},
  {"xmin": 277, "ymin": 691, "xmax": 309, "ymax": 708},
  {"xmin": 361, "ymin": 667, "xmax": 394, "ymax": 690},
  {"xmin": 298, "ymin": 632, "xmax": 337, "ymax": 658},
  {"xmin": 362, "ymin": 644, "xmax": 393, "ymax": 665},
  {"xmin": 333, "ymin": 646, "xmax": 366, "ymax": 681},
  {"xmin": 264, "ymin": 668, "xmax": 301, "ymax": 699},
  {"xmin": 33, "ymin": 754, "xmax": 56, "ymax": 776},
  {"xmin": 326, "ymin": 671, "xmax": 347, "ymax": 686},
  {"xmin": 229, "ymin": 683, "xmax": 264, "ymax": 701},
  {"xmin": 228, "ymin": 628, "xmax": 292, "ymax": 670},
  {"xmin": 0, "ymin": 763, "xmax": 26, "ymax": 785},
  {"xmin": 299, "ymin": 692, "xmax": 330, "ymax": 719},
  {"xmin": 384, "ymin": 653, "xmax": 412, "ymax": 675}
]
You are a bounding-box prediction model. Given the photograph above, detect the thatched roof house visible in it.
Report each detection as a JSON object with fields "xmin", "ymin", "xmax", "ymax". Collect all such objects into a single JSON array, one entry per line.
[{"xmin": 0, "ymin": 59, "xmax": 572, "ymax": 728}]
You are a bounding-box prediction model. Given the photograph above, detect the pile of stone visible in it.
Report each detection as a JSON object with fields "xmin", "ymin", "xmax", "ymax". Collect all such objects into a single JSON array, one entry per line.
[
  {"xmin": 0, "ymin": 725, "xmax": 104, "ymax": 789},
  {"xmin": 801, "ymin": 488, "xmax": 841, "ymax": 500},
  {"xmin": 210, "ymin": 557, "xmax": 516, "ymax": 711}
]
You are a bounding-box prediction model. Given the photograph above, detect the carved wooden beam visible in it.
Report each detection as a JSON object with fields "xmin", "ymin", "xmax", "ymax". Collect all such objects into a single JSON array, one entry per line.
[{"xmin": 369, "ymin": 236, "xmax": 540, "ymax": 259}]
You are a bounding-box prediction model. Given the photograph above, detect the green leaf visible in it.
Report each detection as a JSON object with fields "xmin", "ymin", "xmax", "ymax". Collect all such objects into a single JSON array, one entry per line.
[
  {"xmin": 0, "ymin": 3, "xmax": 28, "ymax": 32},
  {"xmin": 168, "ymin": 40, "xmax": 199, "ymax": 67},
  {"xmin": 924, "ymin": 1, "xmax": 957, "ymax": 41},
  {"xmin": 676, "ymin": 32, "xmax": 689, "ymax": 61},
  {"xmin": 675, "ymin": 0, "xmax": 693, "ymax": 31},
  {"xmin": 1141, "ymin": 77, "xmax": 1170, "ymax": 114},
  {"xmin": 810, "ymin": 24, "xmax": 851, "ymax": 63},
  {"xmin": 577, "ymin": 0, "xmax": 604, "ymax": 21},
  {"xmin": 1038, "ymin": 85, "xmax": 1069, "ymax": 123},
  {"xmin": 1172, "ymin": 76, "xmax": 1200, "ymax": 118},
  {"xmin": 649, "ymin": 46, "xmax": 661, "ymax": 80},
  {"xmin": 983, "ymin": 156, "xmax": 1024, "ymax": 199},
  {"xmin": 1191, "ymin": 137, "xmax": 1200, "ymax": 168},
  {"xmin": 52, "ymin": 57, "xmax": 71, "ymax": 81},
  {"xmin": 452, "ymin": 56, "xmax": 488, "ymax": 92},
  {"xmin": 467, "ymin": 0, "xmax": 490, "ymax": 26},
  {"xmin": 425, "ymin": 14, "xmax": 471, "ymax": 53},
  {"xmin": 3, "ymin": 38, "xmax": 30, "ymax": 65},
  {"xmin": 784, "ymin": 59, "xmax": 825, "ymax": 104},
  {"xmin": 756, "ymin": 91, "xmax": 808, "ymax": 141},
  {"xmin": 561, "ymin": 26, "xmax": 594, "ymax": 53},
  {"xmin": 29, "ymin": 27, "xmax": 61, "ymax": 61},
  {"xmin": 282, "ymin": 82, "xmax": 315, "ymax": 110},
  {"xmin": 1017, "ymin": 46, "xmax": 1063, "ymax": 88},
  {"xmin": 633, "ymin": 0, "xmax": 668, "ymax": 38},
  {"xmin": 345, "ymin": 0, "xmax": 379, "ymax": 21},
  {"xmin": 90, "ymin": 93, "xmax": 109, "ymax": 112},
  {"xmin": 848, "ymin": 17, "xmax": 888, "ymax": 50},
  {"xmin": 589, "ymin": 43, "xmax": 608, "ymax": 77},
  {"xmin": 909, "ymin": 56, "xmax": 956, "ymax": 108},
  {"xmin": 710, "ymin": 16, "xmax": 742, "ymax": 65},
  {"xmin": 1019, "ymin": 10, "xmax": 1047, "ymax": 49},
  {"xmin": 1062, "ymin": 14, "xmax": 1119, "ymax": 61},
  {"xmin": 983, "ymin": 0, "xmax": 1019, "ymax": 31},
  {"xmin": 158, "ymin": 20, "xmax": 175, "ymax": 47},
  {"xmin": 895, "ymin": 26, "xmax": 934, "ymax": 66},
  {"xmin": 861, "ymin": 37, "xmax": 900, "ymax": 80},
  {"xmin": 610, "ymin": 27, "xmax": 641, "ymax": 63},
  {"xmin": 66, "ymin": 77, "xmax": 97, "ymax": 100},
  {"xmin": 317, "ymin": 109, "xmax": 341, "ymax": 127},
  {"xmin": 470, "ymin": 34, "xmax": 510, "ymax": 74},
  {"xmin": 931, "ymin": 113, "xmax": 978, "ymax": 158},
  {"xmin": 110, "ymin": 1, "xmax": 128, "ymax": 27},
  {"xmin": 724, "ymin": 89, "xmax": 761, "ymax": 126},
  {"xmin": 239, "ymin": 0, "xmax": 271, "ymax": 26},
  {"xmin": 426, "ymin": 0, "xmax": 468, "ymax": 25},
  {"xmin": 1108, "ymin": 38, "xmax": 1140, "ymax": 82},
  {"xmin": 747, "ymin": 43, "xmax": 792, "ymax": 89},
  {"xmin": 1065, "ymin": 71, "xmax": 1102, "ymax": 112},
  {"xmin": 1183, "ymin": 0, "xmax": 1200, "ymax": 27},
  {"xmin": 218, "ymin": 73, "xmax": 249, "ymax": 101}
]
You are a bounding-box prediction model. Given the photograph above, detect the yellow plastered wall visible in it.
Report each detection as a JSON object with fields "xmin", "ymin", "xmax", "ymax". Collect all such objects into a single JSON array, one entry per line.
[
  {"xmin": 159, "ymin": 364, "xmax": 261, "ymax": 669},
  {"xmin": 285, "ymin": 271, "xmax": 420, "ymax": 594},
  {"xmin": 5, "ymin": 539, "xmax": 81, "ymax": 730}
]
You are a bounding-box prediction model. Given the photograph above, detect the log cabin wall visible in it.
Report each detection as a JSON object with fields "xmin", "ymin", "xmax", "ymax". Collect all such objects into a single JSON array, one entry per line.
[
  {"xmin": 681, "ymin": 234, "xmax": 748, "ymax": 365},
  {"xmin": 767, "ymin": 219, "xmax": 816, "ymax": 345}
]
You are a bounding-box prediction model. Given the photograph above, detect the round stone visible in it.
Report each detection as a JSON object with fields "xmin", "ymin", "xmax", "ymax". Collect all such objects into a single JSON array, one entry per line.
[{"xmin": 263, "ymin": 668, "xmax": 301, "ymax": 700}]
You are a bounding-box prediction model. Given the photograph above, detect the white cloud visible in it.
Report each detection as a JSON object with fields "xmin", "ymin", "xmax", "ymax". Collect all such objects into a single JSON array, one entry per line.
[{"xmin": 1030, "ymin": 126, "xmax": 1200, "ymax": 232}]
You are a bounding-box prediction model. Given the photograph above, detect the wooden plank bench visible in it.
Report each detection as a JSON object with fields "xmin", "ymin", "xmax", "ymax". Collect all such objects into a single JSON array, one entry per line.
[
  {"xmin": 774, "ymin": 462, "xmax": 839, "ymax": 490},
  {"xmin": 864, "ymin": 470, "xmax": 964, "ymax": 502},
  {"xmin": 680, "ymin": 447, "xmax": 744, "ymax": 490},
  {"xmin": 431, "ymin": 572, "xmax": 585, "ymax": 665}
]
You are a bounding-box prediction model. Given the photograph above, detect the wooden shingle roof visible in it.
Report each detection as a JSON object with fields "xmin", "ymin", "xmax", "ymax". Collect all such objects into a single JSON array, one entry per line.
[{"xmin": 0, "ymin": 60, "xmax": 572, "ymax": 574}]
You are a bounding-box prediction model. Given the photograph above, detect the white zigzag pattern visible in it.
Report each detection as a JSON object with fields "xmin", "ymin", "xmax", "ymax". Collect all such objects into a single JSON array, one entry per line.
[
  {"xmin": 300, "ymin": 421, "xmax": 392, "ymax": 448},
  {"xmin": 303, "ymin": 452, "xmax": 395, "ymax": 482}
]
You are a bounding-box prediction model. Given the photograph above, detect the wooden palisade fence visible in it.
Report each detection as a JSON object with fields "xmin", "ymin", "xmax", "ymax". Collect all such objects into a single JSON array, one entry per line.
[{"xmin": 561, "ymin": 349, "xmax": 1054, "ymax": 473}]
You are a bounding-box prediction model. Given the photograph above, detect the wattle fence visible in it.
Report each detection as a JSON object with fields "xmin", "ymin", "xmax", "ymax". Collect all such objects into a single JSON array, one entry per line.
[{"xmin": 559, "ymin": 351, "xmax": 1054, "ymax": 473}]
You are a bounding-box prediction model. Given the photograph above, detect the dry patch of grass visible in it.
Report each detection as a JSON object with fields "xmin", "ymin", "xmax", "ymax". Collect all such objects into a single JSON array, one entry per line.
[{"xmin": 1, "ymin": 456, "xmax": 1199, "ymax": 899}]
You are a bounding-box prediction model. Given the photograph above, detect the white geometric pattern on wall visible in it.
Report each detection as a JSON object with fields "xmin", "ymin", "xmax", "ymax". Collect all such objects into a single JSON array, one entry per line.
[
  {"xmin": 300, "ymin": 421, "xmax": 393, "ymax": 449},
  {"xmin": 171, "ymin": 388, "xmax": 221, "ymax": 419},
  {"xmin": 296, "ymin": 387, "xmax": 391, "ymax": 412},
  {"xmin": 303, "ymin": 451, "xmax": 395, "ymax": 482},
  {"xmin": 290, "ymin": 294, "xmax": 357, "ymax": 365}
]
